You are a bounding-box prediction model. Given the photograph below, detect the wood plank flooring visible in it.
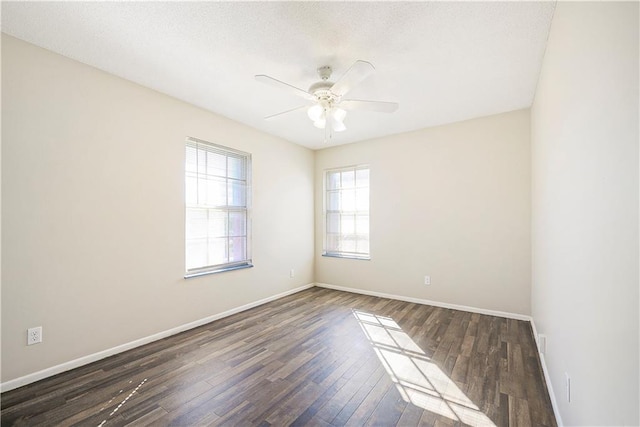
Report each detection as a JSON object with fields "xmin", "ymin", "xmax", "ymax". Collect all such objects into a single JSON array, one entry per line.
[{"xmin": 1, "ymin": 287, "xmax": 556, "ymax": 426}]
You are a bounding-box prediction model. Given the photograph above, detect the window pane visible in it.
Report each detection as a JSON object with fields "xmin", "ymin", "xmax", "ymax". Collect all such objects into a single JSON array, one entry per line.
[
  {"xmin": 229, "ymin": 211, "xmax": 246, "ymax": 236},
  {"xmin": 228, "ymin": 156, "xmax": 245, "ymax": 180},
  {"xmin": 327, "ymin": 213, "xmax": 340, "ymax": 234},
  {"xmin": 356, "ymin": 215, "xmax": 369, "ymax": 235},
  {"xmin": 356, "ymin": 189, "xmax": 369, "ymax": 212},
  {"xmin": 208, "ymin": 210, "xmax": 227, "ymax": 238},
  {"xmin": 228, "ymin": 180, "xmax": 246, "ymax": 207},
  {"xmin": 327, "ymin": 171, "xmax": 340, "ymax": 190},
  {"xmin": 197, "ymin": 149, "xmax": 207, "ymax": 175},
  {"xmin": 341, "ymin": 189, "xmax": 356, "ymax": 212},
  {"xmin": 341, "ymin": 170, "xmax": 355, "ymax": 188},
  {"xmin": 186, "ymin": 209, "xmax": 207, "ymax": 239},
  {"xmin": 229, "ymin": 237, "xmax": 246, "ymax": 262},
  {"xmin": 186, "ymin": 146, "xmax": 198, "ymax": 173},
  {"xmin": 207, "ymin": 151, "xmax": 226, "ymax": 177},
  {"xmin": 356, "ymin": 168, "xmax": 369, "ymax": 188},
  {"xmin": 342, "ymin": 214, "xmax": 355, "ymax": 234},
  {"xmin": 206, "ymin": 177, "xmax": 227, "ymax": 207},
  {"xmin": 197, "ymin": 177, "xmax": 208, "ymax": 205},
  {"xmin": 185, "ymin": 175, "xmax": 198, "ymax": 205},
  {"xmin": 327, "ymin": 190, "xmax": 340, "ymax": 211},
  {"xmin": 208, "ymin": 238, "xmax": 228, "ymax": 265},
  {"xmin": 326, "ymin": 233, "xmax": 340, "ymax": 252},
  {"xmin": 357, "ymin": 238, "xmax": 370, "ymax": 255},
  {"xmin": 341, "ymin": 237, "xmax": 356, "ymax": 253}
]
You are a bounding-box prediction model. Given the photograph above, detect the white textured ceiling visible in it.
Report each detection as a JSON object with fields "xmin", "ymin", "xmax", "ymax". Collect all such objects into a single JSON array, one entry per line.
[{"xmin": 1, "ymin": 1, "xmax": 555, "ymax": 149}]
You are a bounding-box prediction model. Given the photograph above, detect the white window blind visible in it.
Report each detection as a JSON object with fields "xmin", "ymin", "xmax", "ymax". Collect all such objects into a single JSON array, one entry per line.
[
  {"xmin": 324, "ymin": 165, "xmax": 370, "ymax": 259},
  {"xmin": 185, "ymin": 137, "xmax": 251, "ymax": 276}
]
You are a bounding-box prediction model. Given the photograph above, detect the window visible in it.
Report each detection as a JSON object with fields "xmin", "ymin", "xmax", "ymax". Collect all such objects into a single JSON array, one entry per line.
[
  {"xmin": 324, "ymin": 165, "xmax": 370, "ymax": 259},
  {"xmin": 185, "ymin": 137, "xmax": 251, "ymax": 277}
]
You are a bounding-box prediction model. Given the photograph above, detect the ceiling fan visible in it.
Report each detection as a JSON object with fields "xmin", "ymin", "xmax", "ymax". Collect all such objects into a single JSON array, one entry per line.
[{"xmin": 255, "ymin": 60, "xmax": 398, "ymax": 141}]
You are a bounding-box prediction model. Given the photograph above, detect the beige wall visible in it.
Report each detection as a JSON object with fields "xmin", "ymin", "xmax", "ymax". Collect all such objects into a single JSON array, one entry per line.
[
  {"xmin": 1, "ymin": 35, "xmax": 315, "ymax": 383},
  {"xmin": 531, "ymin": 2, "xmax": 639, "ymax": 425},
  {"xmin": 315, "ymin": 110, "xmax": 532, "ymax": 315}
]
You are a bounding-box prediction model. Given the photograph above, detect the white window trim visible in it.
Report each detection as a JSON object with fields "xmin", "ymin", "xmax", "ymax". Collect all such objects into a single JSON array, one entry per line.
[{"xmin": 184, "ymin": 137, "xmax": 252, "ymax": 278}]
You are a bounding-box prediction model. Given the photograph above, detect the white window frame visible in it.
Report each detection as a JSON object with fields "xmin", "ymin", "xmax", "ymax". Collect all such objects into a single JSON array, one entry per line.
[
  {"xmin": 184, "ymin": 137, "xmax": 252, "ymax": 278},
  {"xmin": 323, "ymin": 164, "xmax": 370, "ymax": 260}
]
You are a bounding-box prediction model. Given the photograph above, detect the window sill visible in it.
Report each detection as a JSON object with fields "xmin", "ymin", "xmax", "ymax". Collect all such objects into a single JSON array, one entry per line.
[
  {"xmin": 322, "ymin": 253, "xmax": 371, "ymax": 261},
  {"xmin": 184, "ymin": 263, "xmax": 253, "ymax": 279}
]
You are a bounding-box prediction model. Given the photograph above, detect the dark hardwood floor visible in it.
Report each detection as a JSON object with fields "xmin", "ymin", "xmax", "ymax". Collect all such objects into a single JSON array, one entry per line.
[{"xmin": 1, "ymin": 287, "xmax": 556, "ymax": 426}]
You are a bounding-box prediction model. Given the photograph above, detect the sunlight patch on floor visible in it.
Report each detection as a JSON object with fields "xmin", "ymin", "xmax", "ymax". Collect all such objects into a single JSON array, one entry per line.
[
  {"xmin": 353, "ymin": 310, "xmax": 496, "ymax": 427},
  {"xmin": 97, "ymin": 378, "xmax": 147, "ymax": 427}
]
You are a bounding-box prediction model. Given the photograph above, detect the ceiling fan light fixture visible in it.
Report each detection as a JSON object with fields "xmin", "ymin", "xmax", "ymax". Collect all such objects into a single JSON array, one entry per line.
[
  {"xmin": 313, "ymin": 118, "xmax": 326, "ymax": 129},
  {"xmin": 330, "ymin": 110, "xmax": 347, "ymax": 132},
  {"xmin": 332, "ymin": 120, "xmax": 346, "ymax": 132},
  {"xmin": 307, "ymin": 104, "xmax": 324, "ymax": 122},
  {"xmin": 309, "ymin": 106, "xmax": 347, "ymax": 131},
  {"xmin": 327, "ymin": 108, "xmax": 347, "ymax": 132},
  {"xmin": 332, "ymin": 108, "xmax": 347, "ymax": 122}
]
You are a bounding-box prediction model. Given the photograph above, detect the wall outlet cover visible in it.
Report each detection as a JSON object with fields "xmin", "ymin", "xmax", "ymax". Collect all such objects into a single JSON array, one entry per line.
[
  {"xmin": 538, "ymin": 334, "xmax": 547, "ymax": 354},
  {"xmin": 27, "ymin": 326, "xmax": 43, "ymax": 345}
]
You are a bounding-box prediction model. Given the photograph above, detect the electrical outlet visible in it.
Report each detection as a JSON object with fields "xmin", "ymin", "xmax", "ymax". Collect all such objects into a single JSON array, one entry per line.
[
  {"xmin": 538, "ymin": 334, "xmax": 547, "ymax": 354},
  {"xmin": 565, "ymin": 372, "xmax": 571, "ymax": 402},
  {"xmin": 289, "ymin": 269, "xmax": 295, "ymax": 278},
  {"xmin": 424, "ymin": 275, "xmax": 431, "ymax": 285},
  {"xmin": 27, "ymin": 326, "xmax": 42, "ymax": 345}
]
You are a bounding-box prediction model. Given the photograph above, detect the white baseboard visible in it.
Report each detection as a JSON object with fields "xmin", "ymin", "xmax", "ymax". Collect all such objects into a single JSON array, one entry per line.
[
  {"xmin": 0, "ymin": 283, "xmax": 314, "ymax": 393},
  {"xmin": 530, "ymin": 319, "xmax": 563, "ymax": 427},
  {"xmin": 314, "ymin": 282, "xmax": 532, "ymax": 321},
  {"xmin": 0, "ymin": 281, "xmax": 563, "ymax": 427}
]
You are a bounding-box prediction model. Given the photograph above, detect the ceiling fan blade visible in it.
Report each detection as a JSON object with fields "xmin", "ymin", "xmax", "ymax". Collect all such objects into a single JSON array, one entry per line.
[
  {"xmin": 255, "ymin": 75, "xmax": 315, "ymax": 101},
  {"xmin": 264, "ymin": 105, "xmax": 308, "ymax": 120},
  {"xmin": 330, "ymin": 60, "xmax": 375, "ymax": 97},
  {"xmin": 340, "ymin": 99, "xmax": 399, "ymax": 113}
]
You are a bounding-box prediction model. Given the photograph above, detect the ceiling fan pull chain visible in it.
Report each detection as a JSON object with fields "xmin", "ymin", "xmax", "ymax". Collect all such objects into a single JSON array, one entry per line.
[{"xmin": 324, "ymin": 118, "xmax": 329, "ymax": 143}]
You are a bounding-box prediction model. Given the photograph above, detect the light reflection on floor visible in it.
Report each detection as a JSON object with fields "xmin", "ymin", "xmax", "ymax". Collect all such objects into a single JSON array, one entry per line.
[
  {"xmin": 97, "ymin": 378, "xmax": 147, "ymax": 426},
  {"xmin": 353, "ymin": 310, "xmax": 496, "ymax": 426}
]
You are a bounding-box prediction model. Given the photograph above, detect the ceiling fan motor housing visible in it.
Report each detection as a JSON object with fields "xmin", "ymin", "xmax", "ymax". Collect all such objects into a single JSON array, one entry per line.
[
  {"xmin": 317, "ymin": 65, "xmax": 332, "ymax": 80},
  {"xmin": 309, "ymin": 65, "xmax": 340, "ymax": 108},
  {"xmin": 309, "ymin": 81, "xmax": 339, "ymax": 109}
]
